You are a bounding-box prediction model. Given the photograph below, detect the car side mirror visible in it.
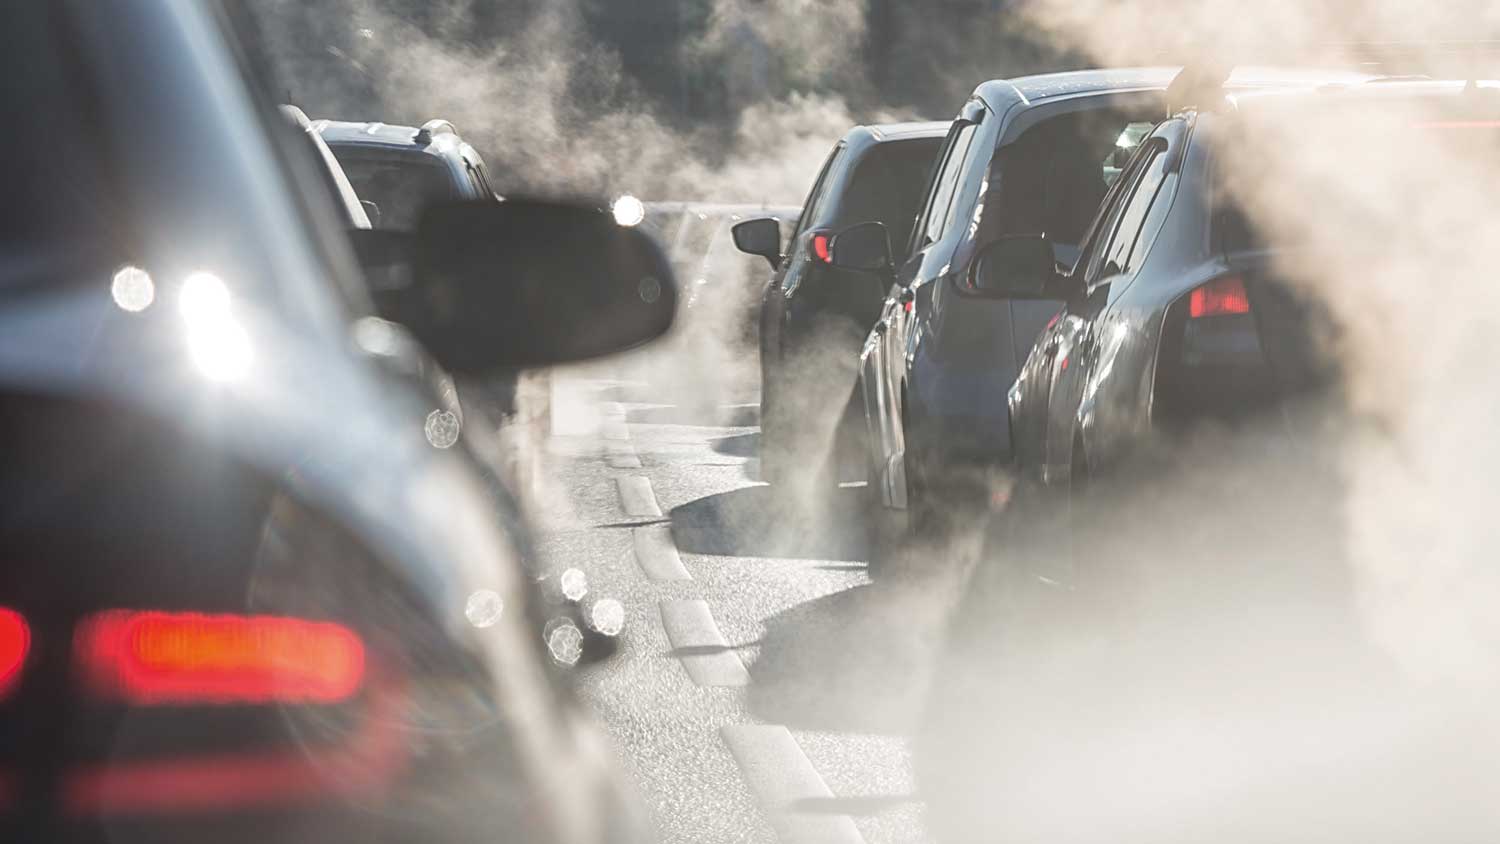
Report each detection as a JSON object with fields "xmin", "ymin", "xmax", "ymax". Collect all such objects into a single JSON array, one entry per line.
[
  {"xmin": 731, "ymin": 217, "xmax": 782, "ymax": 268},
  {"xmin": 969, "ymin": 235, "xmax": 1066, "ymax": 299},
  {"xmin": 356, "ymin": 198, "xmax": 677, "ymax": 374},
  {"xmin": 828, "ymin": 221, "xmax": 893, "ymax": 275}
]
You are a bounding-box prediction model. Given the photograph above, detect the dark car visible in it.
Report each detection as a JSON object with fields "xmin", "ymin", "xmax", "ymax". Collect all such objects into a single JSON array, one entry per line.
[
  {"xmin": 0, "ymin": 2, "xmax": 673, "ymax": 841},
  {"xmin": 731, "ymin": 121, "xmax": 948, "ymax": 487},
  {"xmin": 838, "ymin": 68, "xmax": 1368, "ymax": 527},
  {"xmin": 999, "ymin": 74, "xmax": 1486, "ymax": 518},
  {"xmin": 315, "ymin": 118, "xmax": 500, "ymax": 229}
]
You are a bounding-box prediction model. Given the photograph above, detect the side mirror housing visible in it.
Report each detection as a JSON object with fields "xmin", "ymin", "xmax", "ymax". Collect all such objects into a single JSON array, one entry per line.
[
  {"xmin": 969, "ymin": 235, "xmax": 1067, "ymax": 299},
  {"xmin": 731, "ymin": 217, "xmax": 782, "ymax": 268},
  {"xmin": 364, "ymin": 198, "xmax": 677, "ymax": 374},
  {"xmin": 828, "ymin": 221, "xmax": 893, "ymax": 274}
]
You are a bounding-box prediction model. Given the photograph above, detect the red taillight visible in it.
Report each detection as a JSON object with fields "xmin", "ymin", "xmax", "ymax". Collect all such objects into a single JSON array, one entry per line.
[
  {"xmin": 811, "ymin": 232, "xmax": 832, "ymax": 264},
  {"xmin": 0, "ymin": 609, "xmax": 29, "ymax": 698},
  {"xmin": 1188, "ymin": 275, "xmax": 1251, "ymax": 319},
  {"xmin": 76, "ymin": 611, "xmax": 365, "ymax": 705}
]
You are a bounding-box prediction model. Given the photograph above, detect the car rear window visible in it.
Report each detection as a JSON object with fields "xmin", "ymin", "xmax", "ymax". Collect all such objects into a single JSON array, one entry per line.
[
  {"xmin": 330, "ymin": 150, "xmax": 457, "ymax": 231},
  {"xmin": 834, "ymin": 137, "xmax": 944, "ymax": 255}
]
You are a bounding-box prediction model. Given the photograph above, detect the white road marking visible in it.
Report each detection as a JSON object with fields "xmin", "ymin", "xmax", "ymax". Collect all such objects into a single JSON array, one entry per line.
[
  {"xmin": 615, "ymin": 475, "xmax": 663, "ymax": 518},
  {"xmin": 720, "ymin": 724, "xmax": 867, "ymax": 844},
  {"xmin": 633, "ymin": 525, "xmax": 690, "ymax": 581},
  {"xmin": 659, "ymin": 600, "xmax": 749, "ymax": 687}
]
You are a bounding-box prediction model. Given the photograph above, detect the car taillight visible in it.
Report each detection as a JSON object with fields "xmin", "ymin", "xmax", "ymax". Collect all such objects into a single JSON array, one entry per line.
[
  {"xmin": 0, "ymin": 609, "xmax": 29, "ymax": 698},
  {"xmin": 811, "ymin": 232, "xmax": 832, "ymax": 264},
  {"xmin": 1188, "ymin": 275, "xmax": 1251, "ymax": 319},
  {"xmin": 75, "ymin": 611, "xmax": 365, "ymax": 705}
]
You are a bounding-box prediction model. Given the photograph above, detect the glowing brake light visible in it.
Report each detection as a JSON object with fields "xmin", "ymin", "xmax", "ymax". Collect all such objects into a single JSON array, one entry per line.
[
  {"xmin": 0, "ymin": 609, "xmax": 30, "ymax": 698},
  {"xmin": 1188, "ymin": 275, "xmax": 1251, "ymax": 319},
  {"xmin": 811, "ymin": 232, "xmax": 833, "ymax": 264},
  {"xmin": 76, "ymin": 611, "xmax": 365, "ymax": 705}
]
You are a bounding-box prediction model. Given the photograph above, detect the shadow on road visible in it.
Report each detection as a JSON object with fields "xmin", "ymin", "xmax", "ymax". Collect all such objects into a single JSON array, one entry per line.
[
  {"xmin": 669, "ymin": 484, "xmax": 869, "ymax": 561},
  {"xmin": 709, "ymin": 432, "xmax": 759, "ymax": 457},
  {"xmin": 743, "ymin": 529, "xmax": 983, "ymax": 736}
]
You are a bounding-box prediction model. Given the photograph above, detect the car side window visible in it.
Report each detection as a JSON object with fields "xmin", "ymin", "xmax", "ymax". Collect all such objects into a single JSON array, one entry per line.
[
  {"xmin": 793, "ymin": 144, "xmax": 844, "ymax": 240},
  {"xmin": 1076, "ymin": 138, "xmax": 1156, "ymax": 282},
  {"xmin": 1098, "ymin": 139, "xmax": 1169, "ymax": 276},
  {"xmin": 918, "ymin": 122, "xmax": 979, "ymax": 249}
]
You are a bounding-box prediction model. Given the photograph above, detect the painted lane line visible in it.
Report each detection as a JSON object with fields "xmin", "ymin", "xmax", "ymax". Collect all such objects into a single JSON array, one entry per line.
[
  {"xmin": 720, "ymin": 725, "xmax": 866, "ymax": 844},
  {"xmin": 632, "ymin": 526, "xmax": 690, "ymax": 581},
  {"xmin": 605, "ymin": 441, "xmax": 642, "ymax": 469},
  {"xmin": 615, "ymin": 475, "xmax": 662, "ymax": 518},
  {"xmin": 659, "ymin": 600, "xmax": 749, "ymax": 687}
]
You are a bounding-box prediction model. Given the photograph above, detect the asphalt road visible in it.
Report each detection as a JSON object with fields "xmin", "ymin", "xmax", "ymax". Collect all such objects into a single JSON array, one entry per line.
[{"xmin": 529, "ymin": 356, "xmax": 978, "ymax": 844}]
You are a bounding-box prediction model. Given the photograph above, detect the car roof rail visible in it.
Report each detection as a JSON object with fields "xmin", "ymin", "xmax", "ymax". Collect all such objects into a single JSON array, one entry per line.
[{"xmin": 413, "ymin": 119, "xmax": 457, "ymax": 146}]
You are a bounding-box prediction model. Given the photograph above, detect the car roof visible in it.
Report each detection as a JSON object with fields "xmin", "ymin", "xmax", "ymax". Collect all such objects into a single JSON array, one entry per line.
[
  {"xmin": 976, "ymin": 66, "xmax": 1377, "ymax": 110},
  {"xmin": 312, "ymin": 119, "xmax": 464, "ymax": 159},
  {"xmin": 1224, "ymin": 77, "xmax": 1493, "ymax": 111}
]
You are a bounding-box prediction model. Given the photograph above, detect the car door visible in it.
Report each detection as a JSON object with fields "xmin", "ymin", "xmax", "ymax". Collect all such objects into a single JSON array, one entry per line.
[
  {"xmin": 863, "ymin": 106, "xmax": 984, "ymax": 504},
  {"xmin": 1041, "ymin": 127, "xmax": 1180, "ymax": 483},
  {"xmin": 1010, "ymin": 133, "xmax": 1156, "ymax": 481}
]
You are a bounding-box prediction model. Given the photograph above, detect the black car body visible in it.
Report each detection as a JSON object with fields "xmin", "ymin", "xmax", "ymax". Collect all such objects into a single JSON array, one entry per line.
[
  {"xmin": 853, "ymin": 68, "xmax": 1369, "ymax": 519},
  {"xmin": 732, "ymin": 121, "xmax": 948, "ymax": 486},
  {"xmin": 0, "ymin": 2, "xmax": 668, "ymax": 841}
]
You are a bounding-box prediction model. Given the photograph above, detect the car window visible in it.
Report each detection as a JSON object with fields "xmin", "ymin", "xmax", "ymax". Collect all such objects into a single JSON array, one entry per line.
[
  {"xmin": 834, "ymin": 137, "xmax": 943, "ymax": 256},
  {"xmin": 984, "ymin": 112, "xmax": 1156, "ymax": 252},
  {"xmin": 793, "ymin": 144, "xmax": 844, "ymax": 239},
  {"xmin": 333, "ymin": 150, "xmax": 456, "ymax": 230},
  {"xmin": 919, "ymin": 121, "xmax": 979, "ymax": 249},
  {"xmin": 1076, "ymin": 138, "xmax": 1157, "ymax": 281},
  {"xmin": 1099, "ymin": 139, "xmax": 1170, "ymax": 275}
]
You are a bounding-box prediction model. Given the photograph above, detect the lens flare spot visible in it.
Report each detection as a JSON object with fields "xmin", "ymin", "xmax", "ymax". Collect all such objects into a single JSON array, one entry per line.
[
  {"xmin": 559, "ymin": 568, "xmax": 589, "ymax": 602},
  {"xmin": 464, "ymin": 590, "xmax": 504, "ymax": 628},
  {"xmin": 179, "ymin": 272, "xmax": 231, "ymax": 323},
  {"xmin": 544, "ymin": 618, "xmax": 583, "ymax": 666},
  {"xmin": 589, "ymin": 599, "xmax": 625, "ymax": 637},
  {"xmin": 424, "ymin": 409, "xmax": 461, "ymax": 449},
  {"xmin": 111, "ymin": 266, "xmax": 155, "ymax": 312},
  {"xmin": 612, "ymin": 194, "xmax": 646, "ymax": 227}
]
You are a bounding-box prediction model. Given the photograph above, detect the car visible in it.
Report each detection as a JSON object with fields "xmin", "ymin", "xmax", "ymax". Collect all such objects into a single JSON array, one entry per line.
[
  {"xmin": 997, "ymin": 71, "xmax": 1490, "ymax": 535},
  {"xmin": 0, "ymin": 2, "xmax": 674, "ymax": 841},
  {"xmin": 833, "ymin": 67, "xmax": 1370, "ymax": 530},
  {"xmin": 315, "ymin": 117, "xmax": 548, "ymax": 436},
  {"xmin": 732, "ymin": 121, "xmax": 948, "ymax": 489},
  {"xmin": 314, "ymin": 118, "xmax": 501, "ymax": 229},
  {"xmin": 289, "ymin": 104, "xmax": 623, "ymax": 662}
]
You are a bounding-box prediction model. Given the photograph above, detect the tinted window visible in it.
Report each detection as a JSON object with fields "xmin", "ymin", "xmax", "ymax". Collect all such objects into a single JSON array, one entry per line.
[
  {"xmin": 1077, "ymin": 139, "xmax": 1157, "ymax": 281},
  {"xmin": 332, "ymin": 150, "xmax": 457, "ymax": 230},
  {"xmin": 921, "ymin": 122, "xmax": 978, "ymax": 247},
  {"xmin": 793, "ymin": 144, "xmax": 844, "ymax": 239},
  {"xmin": 833, "ymin": 137, "xmax": 943, "ymax": 256},
  {"xmin": 986, "ymin": 112, "xmax": 1156, "ymax": 250},
  {"xmin": 1100, "ymin": 140, "xmax": 1169, "ymax": 274}
]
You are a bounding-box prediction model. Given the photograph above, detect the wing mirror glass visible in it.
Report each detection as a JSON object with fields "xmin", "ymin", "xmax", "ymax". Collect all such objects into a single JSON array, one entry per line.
[
  {"xmin": 731, "ymin": 217, "xmax": 782, "ymax": 268},
  {"xmin": 354, "ymin": 198, "xmax": 677, "ymax": 374},
  {"xmin": 828, "ymin": 221, "xmax": 893, "ymax": 274},
  {"xmin": 969, "ymin": 235, "xmax": 1068, "ymax": 299}
]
